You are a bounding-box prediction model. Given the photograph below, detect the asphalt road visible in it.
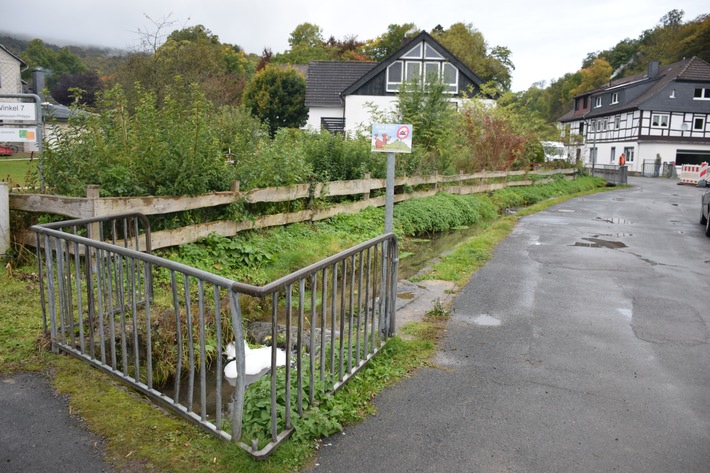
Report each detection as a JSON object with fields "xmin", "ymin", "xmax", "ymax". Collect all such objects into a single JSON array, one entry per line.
[
  {"xmin": 309, "ymin": 176, "xmax": 710, "ymax": 473},
  {"xmin": 0, "ymin": 372, "xmax": 114, "ymax": 473}
]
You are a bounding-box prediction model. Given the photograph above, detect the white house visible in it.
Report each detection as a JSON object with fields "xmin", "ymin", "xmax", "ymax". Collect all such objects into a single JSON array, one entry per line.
[
  {"xmin": 304, "ymin": 31, "xmax": 491, "ymax": 135},
  {"xmin": 559, "ymin": 57, "xmax": 710, "ymax": 174}
]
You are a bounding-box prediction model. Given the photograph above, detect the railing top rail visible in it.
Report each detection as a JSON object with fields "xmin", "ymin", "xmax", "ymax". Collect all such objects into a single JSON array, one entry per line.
[
  {"xmin": 35, "ymin": 212, "xmax": 151, "ymax": 230},
  {"xmin": 232, "ymin": 232, "xmax": 398, "ymax": 297},
  {"xmin": 31, "ymin": 222, "xmax": 236, "ymax": 289}
]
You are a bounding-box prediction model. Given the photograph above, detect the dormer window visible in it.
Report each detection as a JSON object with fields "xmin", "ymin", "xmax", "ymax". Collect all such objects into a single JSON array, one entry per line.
[
  {"xmin": 611, "ymin": 92, "xmax": 619, "ymax": 104},
  {"xmin": 594, "ymin": 97, "xmax": 602, "ymax": 108},
  {"xmin": 694, "ymin": 88, "xmax": 710, "ymax": 100}
]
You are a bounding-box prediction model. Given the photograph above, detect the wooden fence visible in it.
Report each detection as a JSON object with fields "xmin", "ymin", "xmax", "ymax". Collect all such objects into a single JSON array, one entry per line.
[{"xmin": 10, "ymin": 168, "xmax": 575, "ymax": 250}]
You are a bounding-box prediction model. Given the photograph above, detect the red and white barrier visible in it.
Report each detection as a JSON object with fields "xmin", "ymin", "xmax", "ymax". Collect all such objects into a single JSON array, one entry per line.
[{"xmin": 679, "ymin": 162, "xmax": 708, "ymax": 185}]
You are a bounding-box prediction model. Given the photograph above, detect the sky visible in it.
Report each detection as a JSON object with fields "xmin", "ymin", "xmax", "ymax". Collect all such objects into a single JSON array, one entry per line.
[{"xmin": 1, "ymin": 0, "xmax": 707, "ymax": 91}]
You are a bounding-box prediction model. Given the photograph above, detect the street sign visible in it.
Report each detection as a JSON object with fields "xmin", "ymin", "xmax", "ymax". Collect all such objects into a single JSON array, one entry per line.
[
  {"xmin": 0, "ymin": 102, "xmax": 36, "ymax": 121},
  {"xmin": 0, "ymin": 127, "xmax": 37, "ymax": 142},
  {"xmin": 371, "ymin": 123, "xmax": 413, "ymax": 153}
]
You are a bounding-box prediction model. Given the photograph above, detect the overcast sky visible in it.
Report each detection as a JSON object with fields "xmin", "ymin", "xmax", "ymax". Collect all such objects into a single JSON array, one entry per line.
[{"xmin": 1, "ymin": 0, "xmax": 707, "ymax": 91}]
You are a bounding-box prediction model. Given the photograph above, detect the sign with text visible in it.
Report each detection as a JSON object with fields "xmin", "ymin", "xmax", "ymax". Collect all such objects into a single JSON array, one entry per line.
[
  {"xmin": 0, "ymin": 102, "xmax": 36, "ymax": 121},
  {"xmin": 371, "ymin": 123, "xmax": 413, "ymax": 153},
  {"xmin": 0, "ymin": 128, "xmax": 37, "ymax": 142}
]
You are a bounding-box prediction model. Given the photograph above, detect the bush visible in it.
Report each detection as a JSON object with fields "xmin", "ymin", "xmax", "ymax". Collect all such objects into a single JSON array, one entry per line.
[{"xmin": 44, "ymin": 79, "xmax": 234, "ymax": 197}]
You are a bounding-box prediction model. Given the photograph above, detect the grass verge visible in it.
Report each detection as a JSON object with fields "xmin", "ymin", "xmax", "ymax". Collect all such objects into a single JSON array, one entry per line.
[{"xmin": 0, "ymin": 158, "xmax": 38, "ymax": 188}]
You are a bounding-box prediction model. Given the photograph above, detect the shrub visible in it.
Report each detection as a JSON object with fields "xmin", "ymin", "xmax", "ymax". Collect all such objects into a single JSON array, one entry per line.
[{"xmin": 43, "ymin": 79, "xmax": 234, "ymax": 197}]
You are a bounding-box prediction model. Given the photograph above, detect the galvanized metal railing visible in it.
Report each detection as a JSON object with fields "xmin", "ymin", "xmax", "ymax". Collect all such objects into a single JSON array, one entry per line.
[{"xmin": 31, "ymin": 212, "xmax": 398, "ymax": 458}]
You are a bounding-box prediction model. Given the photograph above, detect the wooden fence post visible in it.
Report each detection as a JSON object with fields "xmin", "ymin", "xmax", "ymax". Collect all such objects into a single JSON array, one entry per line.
[
  {"xmin": 0, "ymin": 182, "xmax": 9, "ymax": 256},
  {"xmin": 363, "ymin": 173, "xmax": 370, "ymax": 201},
  {"xmin": 86, "ymin": 185, "xmax": 100, "ymax": 239}
]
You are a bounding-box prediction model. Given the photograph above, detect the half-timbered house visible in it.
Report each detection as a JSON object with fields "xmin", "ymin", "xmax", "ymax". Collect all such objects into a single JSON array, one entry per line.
[{"xmin": 559, "ymin": 57, "xmax": 710, "ymax": 174}]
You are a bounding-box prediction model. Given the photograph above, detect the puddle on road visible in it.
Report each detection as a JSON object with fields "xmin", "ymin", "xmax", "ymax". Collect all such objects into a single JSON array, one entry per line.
[
  {"xmin": 617, "ymin": 308, "xmax": 632, "ymax": 319},
  {"xmin": 397, "ymin": 292, "xmax": 415, "ymax": 300},
  {"xmin": 570, "ymin": 238, "xmax": 627, "ymax": 249}
]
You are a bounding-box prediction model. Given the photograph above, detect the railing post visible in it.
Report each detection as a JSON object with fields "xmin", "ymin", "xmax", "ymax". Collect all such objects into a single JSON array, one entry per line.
[{"xmin": 0, "ymin": 182, "xmax": 9, "ymax": 257}]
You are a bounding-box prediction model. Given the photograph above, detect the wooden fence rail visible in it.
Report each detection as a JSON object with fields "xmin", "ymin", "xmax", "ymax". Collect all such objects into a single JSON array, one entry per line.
[{"xmin": 10, "ymin": 168, "xmax": 575, "ymax": 250}]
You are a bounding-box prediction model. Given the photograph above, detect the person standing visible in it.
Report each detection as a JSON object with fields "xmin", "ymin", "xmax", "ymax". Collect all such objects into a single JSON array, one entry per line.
[
  {"xmin": 618, "ymin": 153, "xmax": 626, "ymax": 166},
  {"xmin": 654, "ymin": 154, "xmax": 662, "ymax": 176}
]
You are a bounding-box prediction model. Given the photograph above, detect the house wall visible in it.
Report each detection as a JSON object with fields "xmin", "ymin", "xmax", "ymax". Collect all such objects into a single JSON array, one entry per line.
[
  {"xmin": 343, "ymin": 95, "xmax": 398, "ymax": 135},
  {"xmin": 304, "ymin": 106, "xmax": 344, "ymax": 131},
  {"xmin": 0, "ymin": 48, "xmax": 23, "ymax": 96}
]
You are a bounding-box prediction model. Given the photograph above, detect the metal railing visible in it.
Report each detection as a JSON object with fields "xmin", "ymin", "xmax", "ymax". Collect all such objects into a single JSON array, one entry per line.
[
  {"xmin": 586, "ymin": 164, "xmax": 627, "ymax": 184},
  {"xmin": 32, "ymin": 213, "xmax": 398, "ymax": 459}
]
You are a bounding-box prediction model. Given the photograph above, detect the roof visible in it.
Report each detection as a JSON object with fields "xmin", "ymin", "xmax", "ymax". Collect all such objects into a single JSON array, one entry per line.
[
  {"xmin": 341, "ymin": 30, "xmax": 486, "ymax": 97},
  {"xmin": 0, "ymin": 44, "xmax": 28, "ymax": 69},
  {"xmin": 305, "ymin": 61, "xmax": 377, "ymax": 107},
  {"xmin": 559, "ymin": 57, "xmax": 710, "ymax": 122}
]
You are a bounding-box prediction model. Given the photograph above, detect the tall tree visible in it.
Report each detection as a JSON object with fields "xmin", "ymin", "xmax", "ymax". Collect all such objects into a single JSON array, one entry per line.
[
  {"xmin": 432, "ymin": 23, "xmax": 513, "ymax": 91},
  {"xmin": 242, "ymin": 66, "xmax": 308, "ymax": 137}
]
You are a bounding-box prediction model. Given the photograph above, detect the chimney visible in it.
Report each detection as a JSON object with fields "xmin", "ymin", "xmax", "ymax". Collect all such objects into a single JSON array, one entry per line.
[
  {"xmin": 32, "ymin": 68, "xmax": 46, "ymax": 99},
  {"xmin": 648, "ymin": 61, "xmax": 659, "ymax": 79}
]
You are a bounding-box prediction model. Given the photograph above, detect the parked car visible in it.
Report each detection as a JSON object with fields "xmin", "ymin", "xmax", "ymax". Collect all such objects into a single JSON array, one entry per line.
[
  {"xmin": 701, "ymin": 188, "xmax": 710, "ymax": 237},
  {"xmin": 0, "ymin": 145, "xmax": 13, "ymax": 156}
]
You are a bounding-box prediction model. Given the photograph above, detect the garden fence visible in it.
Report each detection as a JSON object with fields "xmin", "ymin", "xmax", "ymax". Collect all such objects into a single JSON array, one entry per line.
[{"xmin": 12, "ymin": 168, "xmax": 575, "ymax": 250}]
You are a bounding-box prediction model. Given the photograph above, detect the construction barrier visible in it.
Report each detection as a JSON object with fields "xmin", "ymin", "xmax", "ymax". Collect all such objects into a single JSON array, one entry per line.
[{"xmin": 678, "ymin": 162, "xmax": 708, "ymax": 185}]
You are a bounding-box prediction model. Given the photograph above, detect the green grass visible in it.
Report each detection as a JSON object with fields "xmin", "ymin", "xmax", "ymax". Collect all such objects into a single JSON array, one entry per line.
[{"xmin": 0, "ymin": 158, "xmax": 38, "ymax": 188}]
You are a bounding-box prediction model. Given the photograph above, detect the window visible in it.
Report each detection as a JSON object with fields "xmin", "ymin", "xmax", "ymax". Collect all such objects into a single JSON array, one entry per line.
[
  {"xmin": 651, "ymin": 114, "xmax": 669, "ymax": 127},
  {"xmin": 386, "ymin": 61, "xmax": 403, "ymax": 92},
  {"xmin": 594, "ymin": 97, "xmax": 602, "ymax": 108},
  {"xmin": 442, "ymin": 63, "xmax": 458, "ymax": 93},
  {"xmin": 405, "ymin": 62, "xmax": 421, "ymax": 82},
  {"xmin": 402, "ymin": 43, "xmax": 422, "ymax": 59},
  {"xmin": 615, "ymin": 115, "xmax": 621, "ymax": 128},
  {"xmin": 579, "ymin": 122, "xmax": 585, "ymax": 134},
  {"xmin": 611, "ymin": 92, "xmax": 619, "ymax": 104},
  {"xmin": 624, "ymin": 146, "xmax": 635, "ymax": 162},
  {"xmin": 694, "ymin": 117, "xmax": 705, "ymax": 131},
  {"xmin": 424, "ymin": 62, "xmax": 439, "ymax": 84},
  {"xmin": 610, "ymin": 146, "xmax": 616, "ymax": 163},
  {"xmin": 424, "ymin": 43, "xmax": 444, "ymax": 59},
  {"xmin": 694, "ymin": 88, "xmax": 710, "ymax": 100}
]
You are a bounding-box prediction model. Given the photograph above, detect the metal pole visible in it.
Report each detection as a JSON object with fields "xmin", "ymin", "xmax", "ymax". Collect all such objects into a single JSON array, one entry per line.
[{"xmin": 385, "ymin": 152, "xmax": 395, "ymax": 234}]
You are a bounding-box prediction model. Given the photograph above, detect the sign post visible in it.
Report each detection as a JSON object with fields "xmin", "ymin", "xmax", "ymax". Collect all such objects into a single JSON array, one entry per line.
[
  {"xmin": 371, "ymin": 123, "xmax": 412, "ymax": 336},
  {"xmin": 371, "ymin": 123, "xmax": 413, "ymax": 234}
]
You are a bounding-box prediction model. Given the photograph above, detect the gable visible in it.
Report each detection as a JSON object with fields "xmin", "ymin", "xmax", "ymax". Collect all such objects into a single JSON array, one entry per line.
[{"xmin": 342, "ymin": 31, "xmax": 487, "ymax": 98}]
